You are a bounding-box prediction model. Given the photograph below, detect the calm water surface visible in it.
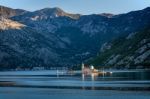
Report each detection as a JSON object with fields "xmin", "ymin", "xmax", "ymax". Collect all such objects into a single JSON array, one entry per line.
[{"xmin": 0, "ymin": 70, "xmax": 150, "ymax": 99}]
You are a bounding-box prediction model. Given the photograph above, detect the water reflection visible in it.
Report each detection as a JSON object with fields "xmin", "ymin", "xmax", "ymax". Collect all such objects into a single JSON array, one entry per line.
[
  {"xmin": 81, "ymin": 73, "xmax": 99, "ymax": 90},
  {"xmin": 82, "ymin": 73, "xmax": 99, "ymax": 81},
  {"xmin": 0, "ymin": 70, "xmax": 150, "ymax": 90},
  {"xmin": 82, "ymin": 74, "xmax": 85, "ymax": 81}
]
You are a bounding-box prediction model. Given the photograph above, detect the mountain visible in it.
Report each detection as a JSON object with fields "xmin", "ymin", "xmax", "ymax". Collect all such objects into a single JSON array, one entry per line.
[
  {"xmin": 88, "ymin": 27, "xmax": 150, "ymax": 69},
  {"xmin": 0, "ymin": 18, "xmax": 74, "ymax": 70},
  {"xmin": 0, "ymin": 5, "xmax": 28, "ymax": 18},
  {"xmin": 0, "ymin": 6, "xmax": 150, "ymax": 70},
  {"xmin": 35, "ymin": 7, "xmax": 81, "ymax": 19},
  {"xmin": 12, "ymin": 7, "xmax": 150, "ymax": 34},
  {"xmin": 11, "ymin": 7, "xmax": 81, "ymax": 33},
  {"xmin": 11, "ymin": 7, "xmax": 150, "ymax": 56}
]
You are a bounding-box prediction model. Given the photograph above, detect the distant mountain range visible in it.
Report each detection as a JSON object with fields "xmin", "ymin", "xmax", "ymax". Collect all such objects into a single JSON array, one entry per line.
[{"xmin": 0, "ymin": 5, "xmax": 150, "ymax": 70}]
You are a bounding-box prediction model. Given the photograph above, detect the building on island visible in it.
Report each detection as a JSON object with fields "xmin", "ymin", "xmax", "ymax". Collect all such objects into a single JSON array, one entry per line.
[{"xmin": 81, "ymin": 63, "xmax": 98, "ymax": 74}]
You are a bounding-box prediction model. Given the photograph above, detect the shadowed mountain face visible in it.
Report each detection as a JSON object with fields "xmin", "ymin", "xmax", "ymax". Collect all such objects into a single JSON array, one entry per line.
[
  {"xmin": 0, "ymin": 19, "xmax": 71, "ymax": 69},
  {"xmin": 0, "ymin": 5, "xmax": 150, "ymax": 70}
]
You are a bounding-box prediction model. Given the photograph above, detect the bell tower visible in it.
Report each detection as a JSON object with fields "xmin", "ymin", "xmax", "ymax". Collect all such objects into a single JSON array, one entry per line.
[{"xmin": 81, "ymin": 63, "xmax": 84, "ymax": 71}]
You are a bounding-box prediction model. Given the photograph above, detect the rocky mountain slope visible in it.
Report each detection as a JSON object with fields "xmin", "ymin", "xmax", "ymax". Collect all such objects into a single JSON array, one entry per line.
[
  {"xmin": 0, "ymin": 18, "xmax": 74, "ymax": 70},
  {"xmin": 0, "ymin": 5, "xmax": 150, "ymax": 70},
  {"xmin": 0, "ymin": 17, "xmax": 25, "ymax": 30},
  {"xmin": 88, "ymin": 27, "xmax": 150, "ymax": 69},
  {"xmin": 0, "ymin": 5, "xmax": 27, "ymax": 18}
]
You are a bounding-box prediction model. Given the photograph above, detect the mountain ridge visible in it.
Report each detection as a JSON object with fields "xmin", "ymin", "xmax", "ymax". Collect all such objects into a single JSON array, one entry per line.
[{"xmin": 0, "ymin": 5, "xmax": 28, "ymax": 18}]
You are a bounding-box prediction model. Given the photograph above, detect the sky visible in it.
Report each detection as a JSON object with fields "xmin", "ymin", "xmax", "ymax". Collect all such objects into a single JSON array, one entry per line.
[{"xmin": 0, "ymin": 0, "xmax": 150, "ymax": 15}]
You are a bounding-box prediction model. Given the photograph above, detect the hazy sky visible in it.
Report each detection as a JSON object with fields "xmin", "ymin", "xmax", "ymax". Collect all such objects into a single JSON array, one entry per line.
[{"xmin": 0, "ymin": 0, "xmax": 150, "ymax": 14}]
